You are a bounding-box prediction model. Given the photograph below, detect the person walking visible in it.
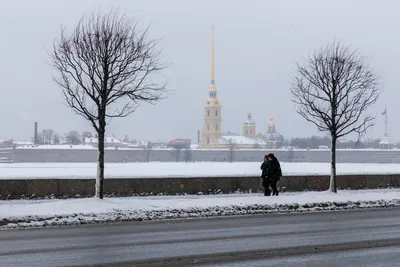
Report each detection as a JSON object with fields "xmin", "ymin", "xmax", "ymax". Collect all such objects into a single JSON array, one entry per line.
[
  {"xmin": 260, "ymin": 155, "xmax": 270, "ymax": 196},
  {"xmin": 260, "ymin": 153, "xmax": 282, "ymax": 196}
]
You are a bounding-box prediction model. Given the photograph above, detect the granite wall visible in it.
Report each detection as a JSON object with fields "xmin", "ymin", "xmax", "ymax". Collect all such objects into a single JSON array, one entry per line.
[
  {"xmin": 4, "ymin": 148, "xmax": 400, "ymax": 163},
  {"xmin": 1, "ymin": 174, "xmax": 399, "ymax": 199}
]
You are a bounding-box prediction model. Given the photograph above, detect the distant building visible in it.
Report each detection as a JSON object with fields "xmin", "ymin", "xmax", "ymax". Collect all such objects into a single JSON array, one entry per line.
[
  {"xmin": 219, "ymin": 113, "xmax": 265, "ymax": 149},
  {"xmin": 200, "ymin": 26, "xmax": 222, "ymax": 148},
  {"xmin": 82, "ymin": 132, "xmax": 93, "ymax": 138},
  {"xmin": 243, "ymin": 113, "xmax": 256, "ymax": 139},
  {"xmin": 149, "ymin": 142, "xmax": 168, "ymax": 149},
  {"xmin": 83, "ymin": 136, "xmax": 122, "ymax": 148},
  {"xmin": 168, "ymin": 138, "xmax": 191, "ymax": 149},
  {"xmin": 379, "ymin": 135, "xmax": 393, "ymax": 149},
  {"xmin": 0, "ymin": 140, "xmax": 13, "ymax": 149},
  {"xmin": 0, "ymin": 140, "xmax": 14, "ymax": 163},
  {"xmin": 198, "ymin": 27, "xmax": 283, "ymax": 149},
  {"xmin": 262, "ymin": 117, "xmax": 284, "ymax": 149},
  {"xmin": 13, "ymin": 141, "xmax": 34, "ymax": 147},
  {"xmin": 123, "ymin": 135, "xmax": 130, "ymax": 143},
  {"xmin": 379, "ymin": 109, "xmax": 393, "ymax": 149},
  {"xmin": 219, "ymin": 135, "xmax": 265, "ymax": 149},
  {"xmin": 222, "ymin": 131, "xmax": 240, "ymax": 136}
]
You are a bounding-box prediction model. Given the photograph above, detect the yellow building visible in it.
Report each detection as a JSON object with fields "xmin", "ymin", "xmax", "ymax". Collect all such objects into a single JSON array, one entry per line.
[
  {"xmin": 200, "ymin": 26, "xmax": 222, "ymax": 147},
  {"xmin": 243, "ymin": 112, "xmax": 256, "ymax": 139},
  {"xmin": 199, "ymin": 27, "xmax": 280, "ymax": 149},
  {"xmin": 263, "ymin": 117, "xmax": 284, "ymax": 149},
  {"xmin": 219, "ymin": 112, "xmax": 265, "ymax": 149}
]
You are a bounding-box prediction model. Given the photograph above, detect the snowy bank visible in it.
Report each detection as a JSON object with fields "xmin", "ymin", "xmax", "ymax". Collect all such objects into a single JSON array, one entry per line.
[
  {"xmin": 1, "ymin": 189, "xmax": 400, "ymax": 229},
  {"xmin": 1, "ymin": 162, "xmax": 400, "ymax": 179}
]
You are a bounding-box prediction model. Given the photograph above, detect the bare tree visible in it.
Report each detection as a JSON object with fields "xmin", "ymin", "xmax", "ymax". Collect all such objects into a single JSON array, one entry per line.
[
  {"xmin": 183, "ymin": 148, "xmax": 192, "ymax": 163},
  {"xmin": 53, "ymin": 133, "xmax": 61, "ymax": 145},
  {"xmin": 168, "ymin": 141, "xmax": 189, "ymax": 163},
  {"xmin": 224, "ymin": 138, "xmax": 237, "ymax": 163},
  {"xmin": 35, "ymin": 132, "xmax": 44, "ymax": 145},
  {"xmin": 65, "ymin": 131, "xmax": 82, "ymax": 145},
  {"xmin": 42, "ymin": 129, "xmax": 55, "ymax": 145},
  {"xmin": 50, "ymin": 10, "xmax": 167, "ymax": 199},
  {"xmin": 291, "ymin": 42, "xmax": 381, "ymax": 193},
  {"xmin": 172, "ymin": 146, "xmax": 184, "ymax": 162},
  {"xmin": 143, "ymin": 141, "xmax": 153, "ymax": 163}
]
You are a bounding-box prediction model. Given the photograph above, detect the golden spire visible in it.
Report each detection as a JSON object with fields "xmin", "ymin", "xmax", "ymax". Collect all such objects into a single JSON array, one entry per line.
[
  {"xmin": 210, "ymin": 25, "xmax": 216, "ymax": 91},
  {"xmin": 269, "ymin": 116, "xmax": 275, "ymax": 127},
  {"xmin": 211, "ymin": 25, "xmax": 215, "ymax": 83}
]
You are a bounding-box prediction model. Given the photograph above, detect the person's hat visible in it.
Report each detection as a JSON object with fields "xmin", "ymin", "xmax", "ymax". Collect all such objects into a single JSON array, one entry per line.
[{"xmin": 267, "ymin": 153, "xmax": 275, "ymax": 158}]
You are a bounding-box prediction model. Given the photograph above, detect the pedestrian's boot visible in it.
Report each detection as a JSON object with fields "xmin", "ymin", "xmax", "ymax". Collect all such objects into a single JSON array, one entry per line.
[{"xmin": 264, "ymin": 190, "xmax": 271, "ymax": 196}]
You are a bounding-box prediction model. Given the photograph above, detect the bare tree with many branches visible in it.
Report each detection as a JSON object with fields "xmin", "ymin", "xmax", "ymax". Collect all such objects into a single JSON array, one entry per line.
[
  {"xmin": 53, "ymin": 133, "xmax": 61, "ymax": 145},
  {"xmin": 291, "ymin": 42, "xmax": 381, "ymax": 193},
  {"xmin": 65, "ymin": 130, "xmax": 81, "ymax": 145},
  {"xmin": 50, "ymin": 10, "xmax": 167, "ymax": 199},
  {"xmin": 42, "ymin": 129, "xmax": 55, "ymax": 145}
]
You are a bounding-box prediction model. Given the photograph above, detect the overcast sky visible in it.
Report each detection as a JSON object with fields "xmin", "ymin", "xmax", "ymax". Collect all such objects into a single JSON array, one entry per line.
[{"xmin": 0, "ymin": 0, "xmax": 398, "ymax": 142}]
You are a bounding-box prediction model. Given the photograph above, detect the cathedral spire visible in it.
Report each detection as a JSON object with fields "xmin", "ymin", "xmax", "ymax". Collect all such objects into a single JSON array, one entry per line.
[
  {"xmin": 200, "ymin": 25, "xmax": 222, "ymax": 148},
  {"xmin": 208, "ymin": 26, "xmax": 217, "ymax": 98},
  {"xmin": 211, "ymin": 25, "xmax": 215, "ymax": 86}
]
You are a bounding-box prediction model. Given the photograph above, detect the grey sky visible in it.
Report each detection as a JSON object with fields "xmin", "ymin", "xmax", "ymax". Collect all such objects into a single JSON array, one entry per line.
[{"xmin": 0, "ymin": 0, "xmax": 398, "ymax": 142}]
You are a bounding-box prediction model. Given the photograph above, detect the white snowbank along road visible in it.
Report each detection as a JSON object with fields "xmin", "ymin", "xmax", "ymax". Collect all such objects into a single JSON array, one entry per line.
[
  {"xmin": 1, "ymin": 162, "xmax": 400, "ymax": 179},
  {"xmin": 1, "ymin": 189, "xmax": 400, "ymax": 228}
]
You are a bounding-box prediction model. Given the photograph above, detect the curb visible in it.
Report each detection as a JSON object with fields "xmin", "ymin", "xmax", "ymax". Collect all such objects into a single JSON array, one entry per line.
[{"xmin": 2, "ymin": 199, "xmax": 400, "ymax": 229}]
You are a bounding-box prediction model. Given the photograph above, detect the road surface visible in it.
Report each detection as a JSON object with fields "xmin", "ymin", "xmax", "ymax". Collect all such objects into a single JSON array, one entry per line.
[{"xmin": 1, "ymin": 208, "xmax": 400, "ymax": 266}]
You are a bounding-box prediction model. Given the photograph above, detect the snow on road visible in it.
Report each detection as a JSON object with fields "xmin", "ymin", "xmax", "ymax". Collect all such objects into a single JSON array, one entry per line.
[
  {"xmin": 0, "ymin": 162, "xmax": 400, "ymax": 179},
  {"xmin": 1, "ymin": 189, "xmax": 400, "ymax": 228}
]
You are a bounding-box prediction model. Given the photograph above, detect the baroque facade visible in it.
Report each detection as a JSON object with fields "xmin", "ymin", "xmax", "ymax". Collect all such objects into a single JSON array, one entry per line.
[
  {"xmin": 199, "ymin": 27, "xmax": 282, "ymax": 149},
  {"xmin": 200, "ymin": 26, "xmax": 222, "ymax": 147}
]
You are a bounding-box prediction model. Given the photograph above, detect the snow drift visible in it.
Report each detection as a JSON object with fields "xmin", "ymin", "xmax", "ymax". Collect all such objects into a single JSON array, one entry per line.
[{"xmin": 1, "ymin": 189, "xmax": 400, "ymax": 229}]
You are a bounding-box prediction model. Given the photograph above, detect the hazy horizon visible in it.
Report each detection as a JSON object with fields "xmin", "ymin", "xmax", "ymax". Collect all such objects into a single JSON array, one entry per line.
[{"xmin": 1, "ymin": 0, "xmax": 397, "ymax": 143}]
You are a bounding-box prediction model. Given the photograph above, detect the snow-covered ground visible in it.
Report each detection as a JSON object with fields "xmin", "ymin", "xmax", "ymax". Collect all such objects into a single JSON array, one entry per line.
[
  {"xmin": 1, "ymin": 189, "xmax": 400, "ymax": 228},
  {"xmin": 0, "ymin": 162, "xmax": 400, "ymax": 179}
]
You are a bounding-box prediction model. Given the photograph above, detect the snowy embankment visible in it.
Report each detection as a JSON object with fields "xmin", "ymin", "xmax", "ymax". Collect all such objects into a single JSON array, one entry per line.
[
  {"xmin": 1, "ymin": 189, "xmax": 400, "ymax": 229},
  {"xmin": 1, "ymin": 162, "xmax": 400, "ymax": 179}
]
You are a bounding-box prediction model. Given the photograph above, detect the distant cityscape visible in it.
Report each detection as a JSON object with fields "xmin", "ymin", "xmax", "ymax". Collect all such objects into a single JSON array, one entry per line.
[
  {"xmin": 0, "ymin": 118, "xmax": 395, "ymax": 151},
  {"xmin": 0, "ymin": 27, "xmax": 394, "ymax": 155}
]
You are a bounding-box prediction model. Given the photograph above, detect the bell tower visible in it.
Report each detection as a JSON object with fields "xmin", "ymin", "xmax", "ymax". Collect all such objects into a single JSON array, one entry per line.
[
  {"xmin": 243, "ymin": 112, "xmax": 256, "ymax": 139},
  {"xmin": 200, "ymin": 26, "xmax": 222, "ymax": 147},
  {"xmin": 268, "ymin": 116, "xmax": 276, "ymax": 133}
]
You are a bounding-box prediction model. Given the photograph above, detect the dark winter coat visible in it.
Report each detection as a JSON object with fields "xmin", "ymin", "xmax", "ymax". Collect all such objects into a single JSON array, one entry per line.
[
  {"xmin": 261, "ymin": 158, "xmax": 282, "ymax": 180},
  {"xmin": 260, "ymin": 161, "xmax": 268, "ymax": 178}
]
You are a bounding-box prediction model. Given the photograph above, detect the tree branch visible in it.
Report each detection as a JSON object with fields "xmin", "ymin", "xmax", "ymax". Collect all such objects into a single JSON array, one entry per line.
[
  {"xmin": 291, "ymin": 41, "xmax": 382, "ymax": 140},
  {"xmin": 50, "ymin": 9, "xmax": 168, "ymax": 130}
]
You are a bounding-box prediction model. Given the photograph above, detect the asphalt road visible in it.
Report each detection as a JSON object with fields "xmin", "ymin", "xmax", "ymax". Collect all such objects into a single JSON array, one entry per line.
[
  {"xmin": 1, "ymin": 209, "xmax": 400, "ymax": 267},
  {"xmin": 195, "ymin": 246, "xmax": 400, "ymax": 267}
]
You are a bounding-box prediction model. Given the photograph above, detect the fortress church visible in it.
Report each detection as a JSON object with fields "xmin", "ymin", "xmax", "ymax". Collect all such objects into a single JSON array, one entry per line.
[{"xmin": 199, "ymin": 27, "xmax": 283, "ymax": 149}]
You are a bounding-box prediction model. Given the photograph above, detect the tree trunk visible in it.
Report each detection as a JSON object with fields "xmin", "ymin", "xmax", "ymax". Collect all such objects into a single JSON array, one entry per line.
[
  {"xmin": 95, "ymin": 121, "xmax": 105, "ymax": 199},
  {"xmin": 329, "ymin": 136, "xmax": 337, "ymax": 193},
  {"xmin": 176, "ymin": 149, "xmax": 181, "ymax": 162},
  {"xmin": 146, "ymin": 149, "xmax": 150, "ymax": 163}
]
